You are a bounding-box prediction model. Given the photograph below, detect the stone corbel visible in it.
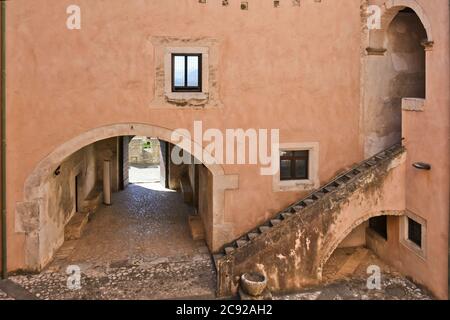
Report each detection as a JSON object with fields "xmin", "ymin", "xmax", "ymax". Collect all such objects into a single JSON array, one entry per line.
[
  {"xmin": 421, "ymin": 40, "xmax": 434, "ymax": 51},
  {"xmin": 366, "ymin": 47, "xmax": 387, "ymax": 56}
]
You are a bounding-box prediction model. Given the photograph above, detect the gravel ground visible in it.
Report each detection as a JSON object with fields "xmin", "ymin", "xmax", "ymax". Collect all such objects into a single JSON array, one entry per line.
[
  {"xmin": 275, "ymin": 273, "xmax": 432, "ymax": 300},
  {"xmin": 0, "ymin": 288, "xmax": 13, "ymax": 300},
  {"xmin": 6, "ymin": 180, "xmax": 217, "ymax": 300},
  {"xmin": 9, "ymin": 255, "xmax": 216, "ymax": 300}
]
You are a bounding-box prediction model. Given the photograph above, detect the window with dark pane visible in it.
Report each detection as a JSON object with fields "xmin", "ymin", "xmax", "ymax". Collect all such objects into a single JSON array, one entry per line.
[
  {"xmin": 407, "ymin": 217, "xmax": 422, "ymax": 248},
  {"xmin": 172, "ymin": 54, "xmax": 202, "ymax": 92},
  {"xmin": 280, "ymin": 150, "xmax": 309, "ymax": 180},
  {"xmin": 369, "ymin": 216, "xmax": 387, "ymax": 240}
]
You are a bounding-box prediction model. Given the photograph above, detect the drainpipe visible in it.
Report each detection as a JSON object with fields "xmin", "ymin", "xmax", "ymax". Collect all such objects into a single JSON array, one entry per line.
[{"xmin": 1, "ymin": 0, "xmax": 7, "ymax": 279}]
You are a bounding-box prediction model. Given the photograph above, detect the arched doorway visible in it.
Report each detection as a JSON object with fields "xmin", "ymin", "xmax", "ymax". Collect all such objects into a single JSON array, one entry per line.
[
  {"xmin": 14, "ymin": 123, "xmax": 238, "ymax": 298},
  {"xmin": 363, "ymin": 1, "xmax": 431, "ymax": 157}
]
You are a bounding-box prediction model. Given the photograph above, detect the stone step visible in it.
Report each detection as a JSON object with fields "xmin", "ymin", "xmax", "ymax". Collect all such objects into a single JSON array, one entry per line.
[
  {"xmin": 303, "ymin": 199, "xmax": 315, "ymax": 206},
  {"xmin": 224, "ymin": 247, "xmax": 235, "ymax": 255},
  {"xmin": 270, "ymin": 219, "xmax": 281, "ymax": 226},
  {"xmin": 313, "ymin": 192, "xmax": 325, "ymax": 199},
  {"xmin": 324, "ymin": 186, "xmax": 337, "ymax": 193},
  {"xmin": 285, "ymin": 207, "xmax": 296, "ymax": 214},
  {"xmin": 81, "ymin": 186, "xmax": 103, "ymax": 214},
  {"xmin": 293, "ymin": 205, "xmax": 305, "ymax": 212},
  {"xmin": 281, "ymin": 212, "xmax": 292, "ymax": 220},
  {"xmin": 64, "ymin": 212, "xmax": 90, "ymax": 241},
  {"xmin": 236, "ymin": 240, "xmax": 248, "ymax": 248},
  {"xmin": 360, "ymin": 163, "xmax": 371, "ymax": 170},
  {"xmin": 259, "ymin": 226, "xmax": 271, "ymax": 234},
  {"xmin": 247, "ymin": 232, "xmax": 259, "ymax": 240},
  {"xmin": 367, "ymin": 160, "xmax": 377, "ymax": 166},
  {"xmin": 345, "ymin": 173, "xmax": 355, "ymax": 179},
  {"xmin": 188, "ymin": 215, "xmax": 205, "ymax": 241}
]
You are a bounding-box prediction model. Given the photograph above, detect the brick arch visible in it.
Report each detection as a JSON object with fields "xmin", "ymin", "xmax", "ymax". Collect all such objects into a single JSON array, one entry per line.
[
  {"xmin": 369, "ymin": 0, "xmax": 433, "ymax": 49},
  {"xmin": 316, "ymin": 210, "xmax": 404, "ymax": 278},
  {"xmin": 19, "ymin": 123, "xmax": 238, "ymax": 270}
]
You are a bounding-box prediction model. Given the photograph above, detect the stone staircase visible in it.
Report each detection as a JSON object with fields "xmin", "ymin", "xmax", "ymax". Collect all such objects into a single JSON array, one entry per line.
[{"xmin": 213, "ymin": 143, "xmax": 404, "ymax": 297}]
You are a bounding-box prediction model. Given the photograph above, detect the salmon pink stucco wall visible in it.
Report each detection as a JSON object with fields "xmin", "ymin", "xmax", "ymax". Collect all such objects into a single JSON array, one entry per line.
[
  {"xmin": 6, "ymin": 0, "xmax": 364, "ymax": 270},
  {"xmin": 4, "ymin": 0, "xmax": 449, "ymax": 299},
  {"xmin": 367, "ymin": 0, "xmax": 450, "ymax": 299}
]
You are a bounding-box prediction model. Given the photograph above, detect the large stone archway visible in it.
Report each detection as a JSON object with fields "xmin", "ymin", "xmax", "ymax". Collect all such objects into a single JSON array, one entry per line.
[{"xmin": 16, "ymin": 123, "xmax": 238, "ymax": 271}]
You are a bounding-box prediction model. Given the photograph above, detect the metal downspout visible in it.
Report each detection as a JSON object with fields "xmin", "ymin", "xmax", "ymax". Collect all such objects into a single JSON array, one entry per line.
[{"xmin": 1, "ymin": 0, "xmax": 7, "ymax": 279}]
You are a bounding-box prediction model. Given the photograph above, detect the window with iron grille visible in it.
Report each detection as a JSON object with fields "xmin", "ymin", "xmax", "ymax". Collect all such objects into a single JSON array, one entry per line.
[
  {"xmin": 171, "ymin": 54, "xmax": 202, "ymax": 92},
  {"xmin": 408, "ymin": 217, "xmax": 422, "ymax": 248},
  {"xmin": 280, "ymin": 150, "xmax": 309, "ymax": 181}
]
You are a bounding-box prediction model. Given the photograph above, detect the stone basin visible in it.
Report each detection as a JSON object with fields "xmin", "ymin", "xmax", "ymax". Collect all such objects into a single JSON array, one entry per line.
[{"xmin": 240, "ymin": 272, "xmax": 267, "ymax": 297}]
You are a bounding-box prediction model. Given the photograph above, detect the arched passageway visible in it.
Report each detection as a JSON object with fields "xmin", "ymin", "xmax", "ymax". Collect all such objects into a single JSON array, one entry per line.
[
  {"xmin": 43, "ymin": 136, "xmax": 217, "ymax": 299},
  {"xmin": 14, "ymin": 123, "xmax": 238, "ymax": 298}
]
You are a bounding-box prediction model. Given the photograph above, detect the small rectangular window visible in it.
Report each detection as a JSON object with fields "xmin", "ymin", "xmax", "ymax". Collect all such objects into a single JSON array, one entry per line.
[
  {"xmin": 408, "ymin": 217, "xmax": 422, "ymax": 248},
  {"xmin": 172, "ymin": 54, "xmax": 202, "ymax": 92},
  {"xmin": 280, "ymin": 150, "xmax": 309, "ymax": 181},
  {"xmin": 369, "ymin": 216, "xmax": 387, "ymax": 240}
]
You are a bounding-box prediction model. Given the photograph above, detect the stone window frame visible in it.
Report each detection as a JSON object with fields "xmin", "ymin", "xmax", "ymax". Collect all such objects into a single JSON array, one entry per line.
[
  {"xmin": 150, "ymin": 37, "xmax": 222, "ymax": 109},
  {"xmin": 273, "ymin": 142, "xmax": 320, "ymax": 192},
  {"xmin": 400, "ymin": 211, "xmax": 427, "ymax": 260}
]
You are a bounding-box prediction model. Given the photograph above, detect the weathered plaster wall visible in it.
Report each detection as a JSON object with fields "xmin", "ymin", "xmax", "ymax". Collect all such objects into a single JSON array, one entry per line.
[
  {"xmin": 167, "ymin": 144, "xmax": 189, "ymax": 190},
  {"xmin": 363, "ymin": 12, "xmax": 426, "ymax": 157},
  {"xmin": 4, "ymin": 0, "xmax": 448, "ymax": 300},
  {"xmin": 364, "ymin": 0, "xmax": 450, "ymax": 300},
  {"xmin": 37, "ymin": 145, "xmax": 97, "ymax": 268},
  {"xmin": 6, "ymin": 0, "xmax": 364, "ymax": 270},
  {"xmin": 198, "ymin": 164, "xmax": 214, "ymax": 248},
  {"xmin": 338, "ymin": 222, "xmax": 368, "ymax": 248}
]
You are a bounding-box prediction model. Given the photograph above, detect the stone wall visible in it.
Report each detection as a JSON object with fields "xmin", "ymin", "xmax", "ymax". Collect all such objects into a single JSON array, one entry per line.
[
  {"xmin": 363, "ymin": 12, "xmax": 427, "ymax": 156},
  {"xmin": 128, "ymin": 137, "xmax": 160, "ymax": 166},
  {"xmin": 95, "ymin": 138, "xmax": 120, "ymax": 192},
  {"xmin": 198, "ymin": 164, "xmax": 213, "ymax": 247},
  {"xmin": 34, "ymin": 145, "xmax": 97, "ymax": 269},
  {"xmin": 167, "ymin": 144, "xmax": 188, "ymax": 190}
]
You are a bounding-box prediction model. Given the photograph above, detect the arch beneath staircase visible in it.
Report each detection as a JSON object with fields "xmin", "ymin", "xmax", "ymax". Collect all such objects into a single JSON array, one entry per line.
[{"xmin": 317, "ymin": 210, "xmax": 405, "ymax": 279}]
